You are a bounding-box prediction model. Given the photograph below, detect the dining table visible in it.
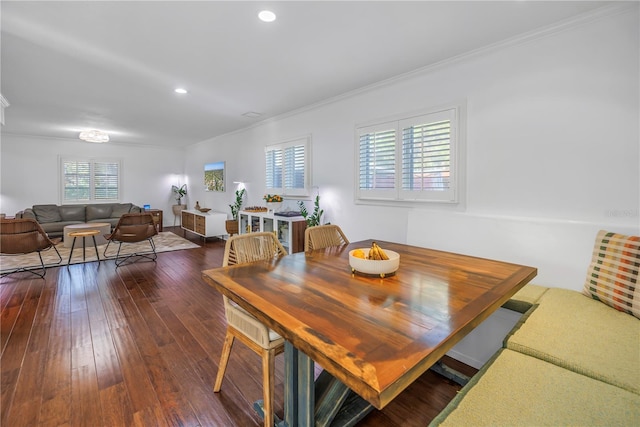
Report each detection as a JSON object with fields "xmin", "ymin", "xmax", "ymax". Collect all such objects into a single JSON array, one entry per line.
[{"xmin": 201, "ymin": 239, "xmax": 537, "ymax": 427}]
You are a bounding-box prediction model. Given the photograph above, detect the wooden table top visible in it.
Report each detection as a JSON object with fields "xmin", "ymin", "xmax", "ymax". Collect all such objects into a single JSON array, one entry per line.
[
  {"xmin": 202, "ymin": 239, "xmax": 537, "ymax": 410},
  {"xmin": 68, "ymin": 229, "xmax": 101, "ymax": 237}
]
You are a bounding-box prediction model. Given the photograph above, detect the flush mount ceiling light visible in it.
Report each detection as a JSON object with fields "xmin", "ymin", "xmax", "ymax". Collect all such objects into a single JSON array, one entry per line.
[
  {"xmin": 79, "ymin": 129, "xmax": 109, "ymax": 143},
  {"xmin": 174, "ymin": 88, "xmax": 188, "ymax": 94},
  {"xmin": 258, "ymin": 10, "xmax": 276, "ymax": 22}
]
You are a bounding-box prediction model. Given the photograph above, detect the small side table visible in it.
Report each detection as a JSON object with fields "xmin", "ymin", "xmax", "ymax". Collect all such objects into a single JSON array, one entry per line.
[
  {"xmin": 146, "ymin": 209, "xmax": 163, "ymax": 232},
  {"xmin": 68, "ymin": 229, "xmax": 101, "ymax": 264}
]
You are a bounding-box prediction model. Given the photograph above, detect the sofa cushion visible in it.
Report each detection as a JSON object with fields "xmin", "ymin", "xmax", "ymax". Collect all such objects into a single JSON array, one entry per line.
[
  {"xmin": 430, "ymin": 349, "xmax": 640, "ymax": 427},
  {"xmin": 505, "ymin": 288, "xmax": 640, "ymax": 394},
  {"xmin": 32, "ymin": 205, "xmax": 61, "ymax": 224},
  {"xmin": 583, "ymin": 230, "xmax": 640, "ymax": 319},
  {"xmin": 59, "ymin": 205, "xmax": 86, "ymax": 222},
  {"xmin": 40, "ymin": 221, "xmax": 82, "ymax": 236},
  {"xmin": 87, "ymin": 204, "xmax": 113, "ymax": 221},
  {"xmin": 111, "ymin": 203, "xmax": 132, "ymax": 218}
]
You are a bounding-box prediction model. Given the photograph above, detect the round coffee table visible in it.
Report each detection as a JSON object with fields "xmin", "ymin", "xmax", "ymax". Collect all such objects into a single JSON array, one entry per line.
[{"xmin": 63, "ymin": 223, "xmax": 111, "ymax": 248}]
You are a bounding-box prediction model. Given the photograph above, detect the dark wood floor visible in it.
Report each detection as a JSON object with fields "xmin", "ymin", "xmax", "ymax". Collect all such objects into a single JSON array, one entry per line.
[{"xmin": 1, "ymin": 227, "xmax": 476, "ymax": 427}]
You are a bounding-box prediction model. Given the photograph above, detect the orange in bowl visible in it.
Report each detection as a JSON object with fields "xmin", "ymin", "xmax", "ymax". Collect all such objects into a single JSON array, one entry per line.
[{"xmin": 352, "ymin": 249, "xmax": 366, "ymax": 259}]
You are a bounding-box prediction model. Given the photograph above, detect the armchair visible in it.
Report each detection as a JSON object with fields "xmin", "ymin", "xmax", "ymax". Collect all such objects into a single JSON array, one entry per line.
[
  {"xmin": 0, "ymin": 218, "xmax": 62, "ymax": 278},
  {"xmin": 104, "ymin": 213, "xmax": 158, "ymax": 267}
]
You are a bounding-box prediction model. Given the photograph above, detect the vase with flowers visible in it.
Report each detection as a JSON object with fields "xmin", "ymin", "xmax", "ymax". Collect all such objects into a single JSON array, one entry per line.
[{"xmin": 263, "ymin": 194, "xmax": 283, "ymax": 213}]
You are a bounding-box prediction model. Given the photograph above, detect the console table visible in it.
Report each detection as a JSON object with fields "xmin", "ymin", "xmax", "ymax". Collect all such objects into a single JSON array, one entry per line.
[
  {"xmin": 238, "ymin": 210, "xmax": 306, "ymax": 253},
  {"xmin": 181, "ymin": 209, "xmax": 226, "ymax": 241}
]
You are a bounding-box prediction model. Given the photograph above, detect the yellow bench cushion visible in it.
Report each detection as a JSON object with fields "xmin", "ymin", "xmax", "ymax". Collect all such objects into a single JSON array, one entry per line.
[
  {"xmin": 506, "ymin": 288, "xmax": 640, "ymax": 394},
  {"xmin": 431, "ymin": 349, "xmax": 640, "ymax": 427}
]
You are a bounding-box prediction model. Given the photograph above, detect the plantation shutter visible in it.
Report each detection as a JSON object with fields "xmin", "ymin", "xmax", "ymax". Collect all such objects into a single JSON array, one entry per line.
[
  {"xmin": 61, "ymin": 158, "xmax": 121, "ymax": 203},
  {"xmin": 265, "ymin": 148, "xmax": 283, "ymax": 190},
  {"xmin": 399, "ymin": 109, "xmax": 457, "ymax": 202},
  {"xmin": 283, "ymin": 144, "xmax": 305, "ymax": 193},
  {"xmin": 356, "ymin": 122, "xmax": 397, "ymax": 200},
  {"xmin": 94, "ymin": 161, "xmax": 119, "ymax": 200},
  {"xmin": 63, "ymin": 160, "xmax": 91, "ymax": 202},
  {"xmin": 265, "ymin": 136, "xmax": 309, "ymax": 197}
]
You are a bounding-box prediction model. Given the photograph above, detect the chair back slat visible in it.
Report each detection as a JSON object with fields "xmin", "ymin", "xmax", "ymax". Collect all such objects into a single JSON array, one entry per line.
[
  {"xmin": 223, "ymin": 232, "xmax": 288, "ymax": 267},
  {"xmin": 304, "ymin": 224, "xmax": 349, "ymax": 251}
]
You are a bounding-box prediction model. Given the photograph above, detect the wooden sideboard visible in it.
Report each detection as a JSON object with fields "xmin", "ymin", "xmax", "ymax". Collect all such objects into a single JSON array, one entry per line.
[{"xmin": 181, "ymin": 209, "xmax": 226, "ymax": 240}]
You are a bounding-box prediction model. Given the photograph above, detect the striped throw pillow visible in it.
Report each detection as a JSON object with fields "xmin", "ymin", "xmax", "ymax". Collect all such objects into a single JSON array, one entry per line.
[{"xmin": 583, "ymin": 230, "xmax": 640, "ymax": 319}]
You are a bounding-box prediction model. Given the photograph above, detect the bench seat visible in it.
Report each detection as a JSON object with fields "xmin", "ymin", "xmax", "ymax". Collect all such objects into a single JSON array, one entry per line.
[{"xmin": 431, "ymin": 349, "xmax": 640, "ymax": 427}]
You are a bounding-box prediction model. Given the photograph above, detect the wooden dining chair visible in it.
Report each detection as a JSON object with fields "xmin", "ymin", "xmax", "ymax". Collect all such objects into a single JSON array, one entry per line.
[
  {"xmin": 103, "ymin": 212, "xmax": 158, "ymax": 267},
  {"xmin": 0, "ymin": 218, "xmax": 62, "ymax": 278},
  {"xmin": 214, "ymin": 232, "xmax": 288, "ymax": 427},
  {"xmin": 304, "ymin": 224, "xmax": 349, "ymax": 251}
]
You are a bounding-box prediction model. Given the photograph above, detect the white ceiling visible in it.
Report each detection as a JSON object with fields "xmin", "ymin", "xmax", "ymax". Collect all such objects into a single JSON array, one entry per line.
[{"xmin": 1, "ymin": 1, "xmax": 614, "ymax": 148}]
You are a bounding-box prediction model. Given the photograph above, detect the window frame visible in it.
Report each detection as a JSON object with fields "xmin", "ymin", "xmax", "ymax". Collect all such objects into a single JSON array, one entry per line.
[
  {"xmin": 355, "ymin": 104, "xmax": 463, "ymax": 205},
  {"xmin": 59, "ymin": 157, "xmax": 122, "ymax": 204},
  {"xmin": 265, "ymin": 135, "xmax": 311, "ymax": 198}
]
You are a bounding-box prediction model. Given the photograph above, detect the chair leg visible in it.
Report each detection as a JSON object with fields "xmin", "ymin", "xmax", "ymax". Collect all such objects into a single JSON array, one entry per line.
[
  {"xmin": 262, "ymin": 347, "xmax": 276, "ymax": 427},
  {"xmin": 103, "ymin": 240, "xmax": 113, "ymax": 258},
  {"xmin": 213, "ymin": 329, "xmax": 235, "ymax": 393},
  {"xmin": 113, "ymin": 238, "xmax": 158, "ymax": 267}
]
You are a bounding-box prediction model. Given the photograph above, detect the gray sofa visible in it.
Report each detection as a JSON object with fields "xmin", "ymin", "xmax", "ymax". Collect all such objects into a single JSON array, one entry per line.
[{"xmin": 17, "ymin": 203, "xmax": 141, "ymax": 237}]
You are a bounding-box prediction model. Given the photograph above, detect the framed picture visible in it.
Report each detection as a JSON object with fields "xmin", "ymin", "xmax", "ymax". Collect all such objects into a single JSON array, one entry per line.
[{"xmin": 204, "ymin": 161, "xmax": 225, "ymax": 192}]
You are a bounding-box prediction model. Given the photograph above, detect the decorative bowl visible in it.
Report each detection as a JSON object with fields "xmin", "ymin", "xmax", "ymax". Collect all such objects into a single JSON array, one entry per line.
[
  {"xmin": 198, "ymin": 208, "xmax": 212, "ymax": 213},
  {"xmin": 349, "ymin": 248, "xmax": 400, "ymax": 278}
]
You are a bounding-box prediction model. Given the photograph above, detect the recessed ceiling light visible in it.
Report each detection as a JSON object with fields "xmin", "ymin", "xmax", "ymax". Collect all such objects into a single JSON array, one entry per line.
[
  {"xmin": 174, "ymin": 88, "xmax": 188, "ymax": 94},
  {"xmin": 258, "ymin": 10, "xmax": 276, "ymax": 23},
  {"xmin": 79, "ymin": 129, "xmax": 109, "ymax": 143}
]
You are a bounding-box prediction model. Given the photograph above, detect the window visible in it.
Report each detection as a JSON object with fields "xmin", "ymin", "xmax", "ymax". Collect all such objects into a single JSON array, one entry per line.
[
  {"xmin": 265, "ymin": 136, "xmax": 310, "ymax": 197},
  {"xmin": 60, "ymin": 158, "xmax": 121, "ymax": 203},
  {"xmin": 356, "ymin": 107, "xmax": 460, "ymax": 203}
]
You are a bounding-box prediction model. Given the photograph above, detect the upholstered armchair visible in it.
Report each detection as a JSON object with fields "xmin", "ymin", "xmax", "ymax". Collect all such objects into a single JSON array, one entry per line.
[{"xmin": 0, "ymin": 218, "xmax": 62, "ymax": 278}]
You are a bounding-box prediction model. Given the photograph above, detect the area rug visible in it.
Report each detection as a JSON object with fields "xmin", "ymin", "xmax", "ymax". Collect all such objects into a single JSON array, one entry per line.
[{"xmin": 0, "ymin": 231, "xmax": 200, "ymax": 272}]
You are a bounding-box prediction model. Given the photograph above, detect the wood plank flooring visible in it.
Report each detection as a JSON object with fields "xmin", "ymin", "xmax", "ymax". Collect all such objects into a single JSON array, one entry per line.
[{"xmin": 1, "ymin": 227, "xmax": 476, "ymax": 426}]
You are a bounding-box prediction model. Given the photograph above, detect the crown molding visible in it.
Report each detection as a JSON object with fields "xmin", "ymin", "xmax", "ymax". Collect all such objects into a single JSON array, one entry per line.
[{"xmin": 198, "ymin": 2, "xmax": 636, "ymax": 147}]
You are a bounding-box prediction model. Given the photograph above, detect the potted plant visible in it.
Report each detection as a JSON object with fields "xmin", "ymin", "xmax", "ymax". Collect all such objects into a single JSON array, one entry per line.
[
  {"xmin": 171, "ymin": 184, "xmax": 187, "ymax": 219},
  {"xmin": 226, "ymin": 188, "xmax": 245, "ymax": 235},
  {"xmin": 298, "ymin": 195, "xmax": 324, "ymax": 227}
]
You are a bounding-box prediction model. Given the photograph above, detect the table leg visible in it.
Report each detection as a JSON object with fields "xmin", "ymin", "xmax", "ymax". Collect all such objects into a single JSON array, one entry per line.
[
  {"xmin": 92, "ymin": 235, "xmax": 100, "ymax": 261},
  {"xmin": 283, "ymin": 342, "xmax": 372, "ymax": 427},
  {"xmin": 82, "ymin": 236, "xmax": 87, "ymax": 261},
  {"xmin": 284, "ymin": 342, "xmax": 298, "ymax": 424},
  {"xmin": 284, "ymin": 342, "xmax": 314, "ymax": 426},
  {"xmin": 67, "ymin": 237, "xmax": 77, "ymax": 265}
]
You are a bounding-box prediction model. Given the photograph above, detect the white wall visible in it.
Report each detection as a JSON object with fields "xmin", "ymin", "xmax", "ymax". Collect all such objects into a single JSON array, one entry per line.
[
  {"xmin": 1, "ymin": 6, "xmax": 637, "ymax": 290},
  {"xmin": 0, "ymin": 134, "xmax": 185, "ymax": 226},
  {"xmin": 185, "ymin": 7, "xmax": 639, "ymax": 289}
]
